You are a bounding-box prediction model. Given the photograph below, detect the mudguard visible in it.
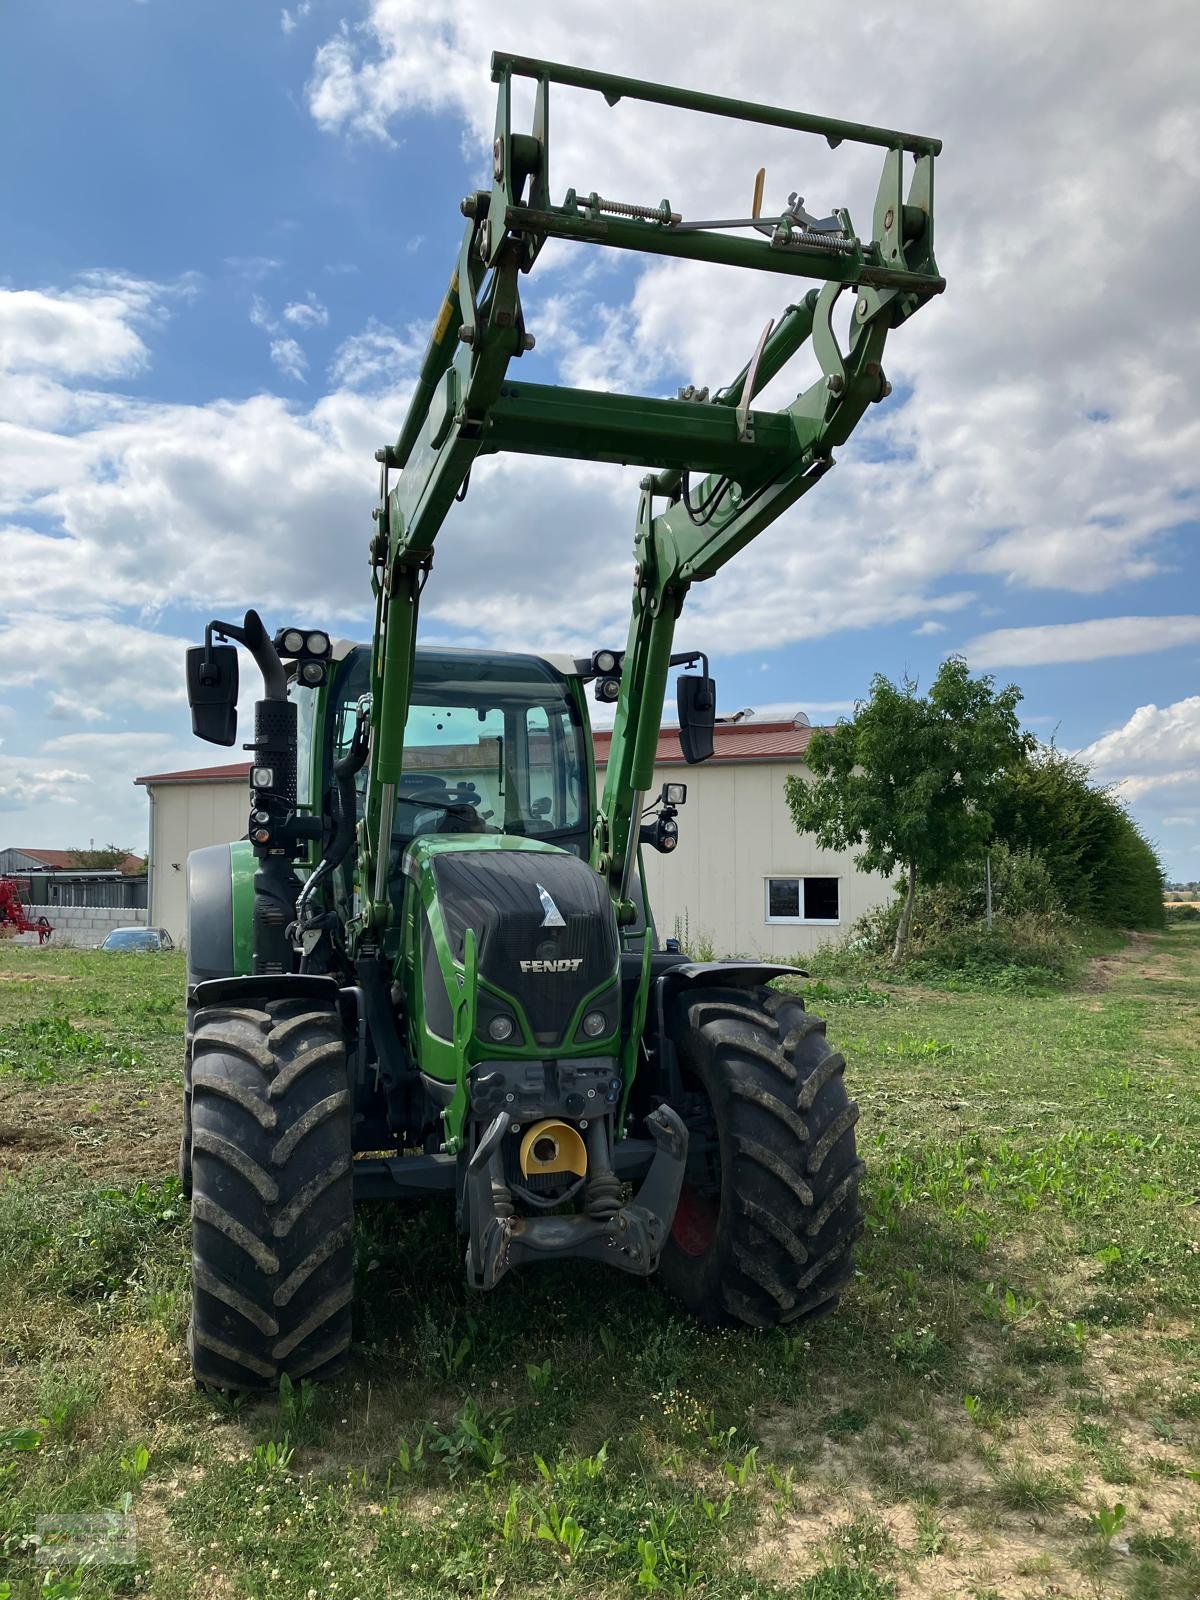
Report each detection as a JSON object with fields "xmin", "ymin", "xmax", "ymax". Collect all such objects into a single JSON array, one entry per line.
[{"xmin": 185, "ymin": 844, "xmax": 235, "ymax": 984}]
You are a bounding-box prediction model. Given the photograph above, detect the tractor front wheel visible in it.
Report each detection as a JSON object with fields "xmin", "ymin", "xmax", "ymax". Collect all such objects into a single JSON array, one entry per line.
[
  {"xmin": 660, "ymin": 985, "xmax": 863, "ymax": 1329},
  {"xmin": 186, "ymin": 995, "xmax": 354, "ymax": 1389}
]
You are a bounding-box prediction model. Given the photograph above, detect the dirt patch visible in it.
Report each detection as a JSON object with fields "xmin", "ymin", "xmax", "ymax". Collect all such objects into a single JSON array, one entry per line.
[
  {"xmin": 0, "ymin": 1078, "xmax": 178, "ymax": 1180},
  {"xmin": 1084, "ymin": 931, "xmax": 1182, "ymax": 990},
  {"xmin": 0, "ymin": 971, "xmax": 77, "ymax": 983}
]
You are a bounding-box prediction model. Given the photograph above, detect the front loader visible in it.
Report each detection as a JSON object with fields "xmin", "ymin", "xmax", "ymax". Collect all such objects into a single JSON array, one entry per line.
[{"xmin": 181, "ymin": 54, "xmax": 943, "ymax": 1388}]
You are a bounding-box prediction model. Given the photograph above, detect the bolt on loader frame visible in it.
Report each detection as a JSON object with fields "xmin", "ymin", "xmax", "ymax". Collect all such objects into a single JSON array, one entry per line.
[{"xmin": 182, "ymin": 53, "xmax": 943, "ymax": 1389}]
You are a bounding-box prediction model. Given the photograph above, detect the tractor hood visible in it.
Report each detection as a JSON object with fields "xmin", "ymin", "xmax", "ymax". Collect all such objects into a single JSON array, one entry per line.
[{"xmin": 405, "ymin": 835, "xmax": 620, "ymax": 1051}]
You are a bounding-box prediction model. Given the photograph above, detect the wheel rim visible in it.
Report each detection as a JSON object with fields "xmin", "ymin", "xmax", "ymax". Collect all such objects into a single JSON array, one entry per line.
[{"xmin": 671, "ymin": 1184, "xmax": 719, "ymax": 1255}]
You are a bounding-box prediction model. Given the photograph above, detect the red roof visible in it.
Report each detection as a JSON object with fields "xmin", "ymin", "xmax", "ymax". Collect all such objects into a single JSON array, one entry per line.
[
  {"xmin": 593, "ymin": 718, "xmax": 816, "ymax": 767},
  {"xmin": 12, "ymin": 847, "xmax": 145, "ymax": 874},
  {"xmin": 135, "ymin": 763, "xmax": 252, "ymax": 786},
  {"xmin": 135, "ymin": 722, "xmax": 817, "ymax": 790}
]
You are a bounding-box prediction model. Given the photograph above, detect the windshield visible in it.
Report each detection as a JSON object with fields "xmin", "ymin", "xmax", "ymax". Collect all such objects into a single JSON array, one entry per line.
[
  {"xmin": 330, "ymin": 648, "xmax": 589, "ymax": 855},
  {"xmin": 102, "ymin": 929, "xmax": 159, "ymax": 951}
]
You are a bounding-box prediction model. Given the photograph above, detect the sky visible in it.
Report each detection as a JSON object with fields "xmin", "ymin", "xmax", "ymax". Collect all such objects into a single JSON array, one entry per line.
[{"xmin": 2, "ymin": 0, "xmax": 1198, "ymax": 878}]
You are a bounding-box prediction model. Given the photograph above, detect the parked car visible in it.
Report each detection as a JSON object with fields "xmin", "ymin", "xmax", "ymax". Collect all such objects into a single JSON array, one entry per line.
[{"xmin": 99, "ymin": 927, "xmax": 174, "ymax": 952}]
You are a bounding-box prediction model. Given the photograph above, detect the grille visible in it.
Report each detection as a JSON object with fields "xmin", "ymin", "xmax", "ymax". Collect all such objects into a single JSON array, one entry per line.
[{"xmin": 433, "ymin": 849, "xmax": 618, "ymax": 1045}]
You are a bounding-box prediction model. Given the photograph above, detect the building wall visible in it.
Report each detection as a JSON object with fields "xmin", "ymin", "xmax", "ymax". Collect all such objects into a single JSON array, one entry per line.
[
  {"xmin": 619, "ymin": 758, "xmax": 895, "ymax": 958},
  {"xmin": 12, "ymin": 904, "xmax": 147, "ymax": 948},
  {"xmin": 148, "ymin": 782, "xmax": 247, "ymax": 943},
  {"xmin": 143, "ymin": 760, "xmax": 894, "ymax": 957}
]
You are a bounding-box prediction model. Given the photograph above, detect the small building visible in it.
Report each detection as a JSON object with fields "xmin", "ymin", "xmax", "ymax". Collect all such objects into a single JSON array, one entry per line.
[
  {"xmin": 0, "ymin": 847, "xmax": 148, "ymax": 946},
  {"xmin": 134, "ymin": 763, "xmax": 251, "ymax": 944},
  {"xmin": 594, "ymin": 716, "xmax": 892, "ymax": 958},
  {"xmin": 136, "ymin": 718, "xmax": 893, "ymax": 955}
]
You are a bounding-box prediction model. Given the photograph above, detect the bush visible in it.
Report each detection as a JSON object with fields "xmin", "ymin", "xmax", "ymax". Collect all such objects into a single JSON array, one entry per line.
[
  {"xmin": 821, "ymin": 852, "xmax": 1080, "ymax": 990},
  {"xmin": 1166, "ymin": 902, "xmax": 1200, "ymax": 922},
  {"xmin": 994, "ymin": 748, "xmax": 1165, "ymax": 929}
]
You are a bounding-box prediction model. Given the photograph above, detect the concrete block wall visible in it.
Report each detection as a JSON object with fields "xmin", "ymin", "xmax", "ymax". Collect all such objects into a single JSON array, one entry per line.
[{"xmin": 12, "ymin": 905, "xmax": 148, "ymax": 948}]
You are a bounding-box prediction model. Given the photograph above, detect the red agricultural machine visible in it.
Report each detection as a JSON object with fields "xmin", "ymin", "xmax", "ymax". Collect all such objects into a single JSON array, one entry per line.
[{"xmin": 0, "ymin": 879, "xmax": 53, "ymax": 943}]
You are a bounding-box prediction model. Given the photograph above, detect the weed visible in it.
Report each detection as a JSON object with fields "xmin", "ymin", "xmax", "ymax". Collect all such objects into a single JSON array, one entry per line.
[
  {"xmin": 535, "ymin": 1497, "xmax": 587, "ymax": 1561},
  {"xmin": 1089, "ymin": 1500, "xmax": 1127, "ymax": 1549},
  {"xmin": 526, "ymin": 1357, "xmax": 552, "ymax": 1394},
  {"xmin": 250, "ymin": 1436, "xmax": 294, "ymax": 1474},
  {"xmin": 723, "ymin": 1444, "xmax": 758, "ymax": 1486},
  {"xmin": 119, "ymin": 1443, "xmax": 150, "ymax": 1485},
  {"xmin": 429, "ymin": 1400, "xmax": 509, "ymax": 1478}
]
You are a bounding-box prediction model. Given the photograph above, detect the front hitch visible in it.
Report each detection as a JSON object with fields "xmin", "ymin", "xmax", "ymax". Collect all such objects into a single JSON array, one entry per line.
[{"xmin": 464, "ymin": 1105, "xmax": 688, "ymax": 1291}]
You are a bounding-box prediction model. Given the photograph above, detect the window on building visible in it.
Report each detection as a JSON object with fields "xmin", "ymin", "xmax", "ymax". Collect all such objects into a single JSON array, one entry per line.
[{"xmin": 765, "ymin": 875, "xmax": 840, "ymax": 924}]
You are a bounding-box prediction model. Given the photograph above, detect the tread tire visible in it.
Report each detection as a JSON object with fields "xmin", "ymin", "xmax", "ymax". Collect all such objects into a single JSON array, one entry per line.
[
  {"xmin": 187, "ymin": 996, "xmax": 353, "ymax": 1390},
  {"xmin": 659, "ymin": 985, "xmax": 863, "ymax": 1330}
]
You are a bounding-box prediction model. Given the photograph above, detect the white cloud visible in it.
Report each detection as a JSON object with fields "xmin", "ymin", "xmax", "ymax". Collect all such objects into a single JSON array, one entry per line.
[
  {"xmin": 47, "ymin": 692, "xmax": 109, "ymax": 724},
  {"xmin": 0, "ymin": 616, "xmax": 193, "ymax": 712},
  {"xmin": 1079, "ymin": 697, "xmax": 1200, "ymax": 801},
  {"xmin": 328, "ymin": 318, "xmax": 422, "ymax": 389},
  {"xmin": 304, "ymin": 0, "xmax": 1200, "ymax": 616},
  {"xmin": 0, "ymin": 272, "xmax": 164, "ymax": 381},
  {"xmin": 913, "ymin": 621, "xmax": 946, "ymax": 637},
  {"xmin": 283, "ymin": 293, "xmax": 329, "ymax": 329},
  {"xmin": 269, "ymin": 336, "xmax": 308, "ymax": 382},
  {"xmin": 280, "ymin": 2, "xmax": 312, "ymax": 34},
  {"xmin": 1161, "ymin": 815, "xmax": 1195, "ymax": 826},
  {"xmin": 0, "ymin": 759, "xmax": 92, "ymax": 813},
  {"xmin": 966, "ymin": 616, "xmax": 1200, "ymax": 669}
]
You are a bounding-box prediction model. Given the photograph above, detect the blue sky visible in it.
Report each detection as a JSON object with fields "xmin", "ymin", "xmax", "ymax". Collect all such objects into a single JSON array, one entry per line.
[{"xmin": 2, "ymin": 0, "xmax": 1198, "ymax": 878}]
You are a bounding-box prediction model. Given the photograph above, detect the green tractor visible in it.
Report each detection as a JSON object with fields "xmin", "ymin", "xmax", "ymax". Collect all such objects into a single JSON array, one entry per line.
[{"xmin": 181, "ymin": 54, "xmax": 943, "ymax": 1388}]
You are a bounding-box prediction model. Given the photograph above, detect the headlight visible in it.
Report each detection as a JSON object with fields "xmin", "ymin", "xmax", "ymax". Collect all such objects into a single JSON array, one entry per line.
[
  {"xmin": 306, "ymin": 632, "xmax": 330, "ymax": 656},
  {"xmin": 282, "ymin": 629, "xmax": 305, "ymax": 654},
  {"xmin": 582, "ymin": 1011, "xmax": 608, "ymax": 1038},
  {"xmin": 488, "ymin": 1014, "xmax": 515, "ymax": 1043}
]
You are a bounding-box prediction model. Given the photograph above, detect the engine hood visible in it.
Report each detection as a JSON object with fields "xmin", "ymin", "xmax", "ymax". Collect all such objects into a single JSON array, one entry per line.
[{"xmin": 405, "ymin": 836, "xmax": 620, "ymax": 1050}]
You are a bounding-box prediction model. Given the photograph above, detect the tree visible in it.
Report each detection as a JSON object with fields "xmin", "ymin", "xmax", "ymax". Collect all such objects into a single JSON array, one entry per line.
[
  {"xmin": 784, "ymin": 657, "xmax": 1034, "ymax": 963},
  {"xmin": 67, "ymin": 845, "xmax": 140, "ymax": 872},
  {"xmin": 991, "ymin": 746, "xmax": 1165, "ymax": 929}
]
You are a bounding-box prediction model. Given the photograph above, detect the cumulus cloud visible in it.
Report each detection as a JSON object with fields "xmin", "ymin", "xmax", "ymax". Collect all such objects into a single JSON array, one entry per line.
[
  {"xmin": 966, "ymin": 616, "xmax": 1200, "ymax": 668},
  {"xmin": 304, "ymin": 0, "xmax": 1199, "ymax": 611},
  {"xmin": 1079, "ymin": 697, "xmax": 1200, "ymax": 800},
  {"xmin": 0, "ymin": 759, "xmax": 92, "ymax": 812},
  {"xmin": 0, "ymin": 616, "xmax": 193, "ymax": 711}
]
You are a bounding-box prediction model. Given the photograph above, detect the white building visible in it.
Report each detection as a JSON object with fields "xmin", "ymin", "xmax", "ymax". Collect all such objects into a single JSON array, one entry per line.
[{"xmin": 136, "ymin": 717, "xmax": 894, "ymax": 955}]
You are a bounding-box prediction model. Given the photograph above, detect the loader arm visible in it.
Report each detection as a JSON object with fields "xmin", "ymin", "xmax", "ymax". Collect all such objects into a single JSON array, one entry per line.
[{"xmin": 360, "ymin": 53, "xmax": 943, "ymax": 937}]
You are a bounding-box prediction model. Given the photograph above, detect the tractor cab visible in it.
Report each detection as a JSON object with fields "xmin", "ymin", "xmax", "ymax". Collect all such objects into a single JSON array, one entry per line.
[{"xmin": 310, "ymin": 644, "xmax": 593, "ymax": 862}]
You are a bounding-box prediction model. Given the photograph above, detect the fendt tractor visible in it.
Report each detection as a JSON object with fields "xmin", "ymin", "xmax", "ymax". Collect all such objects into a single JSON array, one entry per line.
[{"xmin": 180, "ymin": 55, "xmax": 943, "ymax": 1389}]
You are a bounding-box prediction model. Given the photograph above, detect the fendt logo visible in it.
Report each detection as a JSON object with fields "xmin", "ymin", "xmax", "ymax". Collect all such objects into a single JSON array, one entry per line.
[{"xmin": 519, "ymin": 958, "xmax": 583, "ymax": 974}]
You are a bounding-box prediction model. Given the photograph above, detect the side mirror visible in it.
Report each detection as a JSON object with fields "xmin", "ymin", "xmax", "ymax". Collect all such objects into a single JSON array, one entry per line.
[
  {"xmin": 186, "ymin": 644, "xmax": 239, "ymax": 746},
  {"xmin": 676, "ymin": 673, "xmax": 716, "ymax": 764}
]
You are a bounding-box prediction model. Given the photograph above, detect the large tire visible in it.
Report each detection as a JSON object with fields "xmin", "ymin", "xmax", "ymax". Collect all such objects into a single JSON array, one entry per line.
[
  {"xmin": 187, "ymin": 996, "xmax": 354, "ymax": 1389},
  {"xmin": 659, "ymin": 985, "xmax": 863, "ymax": 1329}
]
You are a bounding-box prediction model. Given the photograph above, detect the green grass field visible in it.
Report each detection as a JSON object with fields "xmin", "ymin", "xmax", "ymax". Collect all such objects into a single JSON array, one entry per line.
[{"xmin": 1, "ymin": 930, "xmax": 1197, "ymax": 1599}]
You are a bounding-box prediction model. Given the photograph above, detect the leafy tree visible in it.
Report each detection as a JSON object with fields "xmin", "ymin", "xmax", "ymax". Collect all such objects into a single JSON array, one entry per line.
[
  {"xmin": 67, "ymin": 845, "xmax": 141, "ymax": 872},
  {"xmin": 992, "ymin": 746, "xmax": 1164, "ymax": 928},
  {"xmin": 785, "ymin": 657, "xmax": 1033, "ymax": 963}
]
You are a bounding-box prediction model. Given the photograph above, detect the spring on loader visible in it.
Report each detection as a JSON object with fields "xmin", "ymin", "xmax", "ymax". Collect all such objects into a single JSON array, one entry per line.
[{"xmin": 587, "ymin": 192, "xmax": 680, "ymax": 226}]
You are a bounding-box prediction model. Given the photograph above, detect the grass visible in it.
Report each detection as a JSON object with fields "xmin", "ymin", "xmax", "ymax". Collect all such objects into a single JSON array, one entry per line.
[{"xmin": 0, "ymin": 929, "xmax": 1198, "ymax": 1597}]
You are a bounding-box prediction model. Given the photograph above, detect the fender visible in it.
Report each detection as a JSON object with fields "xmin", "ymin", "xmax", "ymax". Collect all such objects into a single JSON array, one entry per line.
[{"xmin": 647, "ymin": 959, "xmax": 809, "ymax": 1106}]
